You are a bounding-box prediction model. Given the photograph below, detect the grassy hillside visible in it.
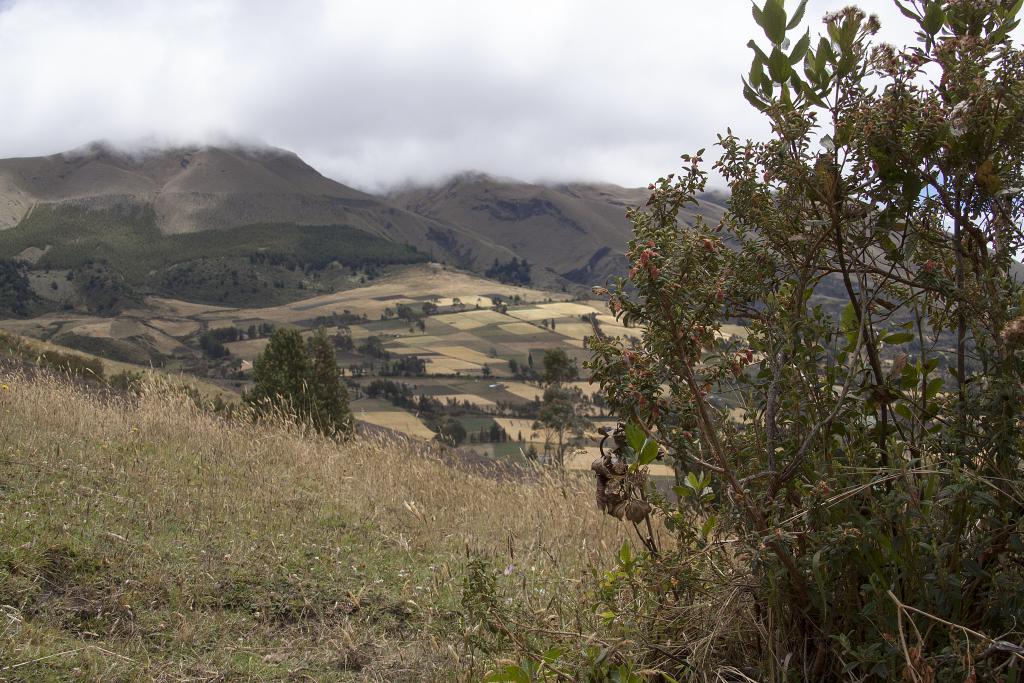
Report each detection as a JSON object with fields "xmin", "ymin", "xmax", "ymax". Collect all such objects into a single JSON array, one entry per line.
[
  {"xmin": 0, "ymin": 371, "xmax": 629, "ymax": 681},
  {"xmin": 0, "ymin": 204, "xmax": 425, "ymax": 278},
  {"xmin": 391, "ymin": 175, "xmax": 728, "ymax": 286},
  {"xmin": 0, "ymin": 144, "xmax": 532, "ymax": 283},
  {"xmin": 0, "ymin": 203, "xmax": 427, "ymax": 306}
]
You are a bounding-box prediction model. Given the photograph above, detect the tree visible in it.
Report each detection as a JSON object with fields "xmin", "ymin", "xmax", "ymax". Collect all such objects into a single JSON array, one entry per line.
[
  {"xmin": 247, "ymin": 327, "xmax": 352, "ymax": 437},
  {"xmin": 306, "ymin": 328, "xmax": 353, "ymax": 437},
  {"xmin": 247, "ymin": 328, "xmax": 310, "ymax": 415},
  {"xmin": 585, "ymin": 2, "xmax": 1024, "ymax": 679},
  {"xmin": 541, "ymin": 347, "xmax": 578, "ymax": 385},
  {"xmin": 435, "ymin": 417, "xmax": 467, "ymax": 447},
  {"xmin": 534, "ymin": 384, "xmax": 589, "ymax": 467}
]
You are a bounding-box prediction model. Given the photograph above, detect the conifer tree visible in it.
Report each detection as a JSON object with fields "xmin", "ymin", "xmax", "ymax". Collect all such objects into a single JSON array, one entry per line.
[
  {"xmin": 247, "ymin": 327, "xmax": 310, "ymax": 416},
  {"xmin": 306, "ymin": 328, "xmax": 353, "ymax": 437},
  {"xmin": 246, "ymin": 327, "xmax": 352, "ymax": 437}
]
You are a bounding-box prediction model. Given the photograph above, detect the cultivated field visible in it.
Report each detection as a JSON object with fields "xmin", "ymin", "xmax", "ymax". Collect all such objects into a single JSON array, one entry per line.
[{"xmin": 0, "ymin": 262, "xmax": 663, "ymax": 462}]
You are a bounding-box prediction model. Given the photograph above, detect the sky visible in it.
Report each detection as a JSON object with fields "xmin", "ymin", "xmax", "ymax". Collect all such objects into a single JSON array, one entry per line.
[{"xmin": 0, "ymin": 1, "xmax": 930, "ymax": 191}]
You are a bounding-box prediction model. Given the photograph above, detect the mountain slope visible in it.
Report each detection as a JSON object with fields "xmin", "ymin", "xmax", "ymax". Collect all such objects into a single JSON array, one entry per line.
[
  {"xmin": 0, "ymin": 142, "xmax": 730, "ymax": 310},
  {"xmin": 0, "ymin": 142, "xmax": 525, "ymax": 276},
  {"xmin": 391, "ymin": 173, "xmax": 728, "ymax": 285}
]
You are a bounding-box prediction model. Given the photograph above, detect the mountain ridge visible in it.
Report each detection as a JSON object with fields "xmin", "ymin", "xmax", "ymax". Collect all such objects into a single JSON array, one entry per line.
[{"xmin": 0, "ymin": 141, "xmax": 725, "ymax": 303}]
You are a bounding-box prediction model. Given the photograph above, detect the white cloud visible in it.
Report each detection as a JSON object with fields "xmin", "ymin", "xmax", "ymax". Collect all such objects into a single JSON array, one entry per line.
[{"xmin": 0, "ymin": 1, "xmax": 972, "ymax": 190}]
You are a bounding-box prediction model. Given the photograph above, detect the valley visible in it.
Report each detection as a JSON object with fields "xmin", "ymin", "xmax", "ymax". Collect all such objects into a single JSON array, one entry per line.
[
  {"xmin": 0, "ymin": 261, "xmax": 679, "ymax": 476},
  {"xmin": 0, "ymin": 141, "xmax": 701, "ymax": 477}
]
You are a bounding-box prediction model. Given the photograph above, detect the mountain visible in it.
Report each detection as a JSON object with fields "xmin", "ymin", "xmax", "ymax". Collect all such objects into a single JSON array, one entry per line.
[
  {"xmin": 0, "ymin": 142, "xmax": 534, "ymax": 281},
  {"xmin": 0, "ymin": 142, "xmax": 727, "ymax": 313},
  {"xmin": 390, "ymin": 173, "xmax": 728, "ymax": 286}
]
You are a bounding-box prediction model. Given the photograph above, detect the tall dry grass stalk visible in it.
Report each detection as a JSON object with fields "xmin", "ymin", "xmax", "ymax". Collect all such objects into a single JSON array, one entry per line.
[{"xmin": 0, "ymin": 370, "xmax": 635, "ymax": 680}]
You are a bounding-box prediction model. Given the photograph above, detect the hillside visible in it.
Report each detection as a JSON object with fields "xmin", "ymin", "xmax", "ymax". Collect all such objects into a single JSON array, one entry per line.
[
  {"xmin": 0, "ymin": 143, "xmax": 533, "ymax": 304},
  {"xmin": 391, "ymin": 173, "xmax": 728, "ymax": 285},
  {"xmin": 0, "ymin": 143, "xmax": 727, "ymax": 311},
  {"xmin": 0, "ymin": 369, "xmax": 628, "ymax": 681}
]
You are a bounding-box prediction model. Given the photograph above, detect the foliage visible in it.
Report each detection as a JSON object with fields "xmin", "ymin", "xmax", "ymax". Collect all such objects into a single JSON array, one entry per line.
[
  {"xmin": 535, "ymin": 384, "xmax": 590, "ymax": 467},
  {"xmin": 0, "ymin": 258, "xmax": 41, "ymax": 317},
  {"xmin": 0, "ymin": 205, "xmax": 426, "ymax": 282},
  {"xmin": 246, "ymin": 327, "xmax": 352, "ymax": 437},
  {"xmin": 585, "ymin": 1, "xmax": 1024, "ymax": 679},
  {"xmin": 70, "ymin": 260, "xmax": 141, "ymax": 315},
  {"xmin": 485, "ymin": 256, "xmax": 532, "ymax": 285},
  {"xmin": 0, "ymin": 332, "xmax": 106, "ymax": 381},
  {"xmin": 306, "ymin": 328, "xmax": 353, "ymax": 436},
  {"xmin": 541, "ymin": 347, "xmax": 578, "ymax": 384},
  {"xmin": 435, "ymin": 416, "xmax": 468, "ymax": 446},
  {"xmin": 197, "ymin": 330, "xmax": 231, "ymax": 358}
]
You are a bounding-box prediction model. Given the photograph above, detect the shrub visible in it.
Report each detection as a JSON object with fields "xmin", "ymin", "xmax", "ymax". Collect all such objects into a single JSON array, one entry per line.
[{"xmin": 583, "ymin": 2, "xmax": 1024, "ymax": 680}]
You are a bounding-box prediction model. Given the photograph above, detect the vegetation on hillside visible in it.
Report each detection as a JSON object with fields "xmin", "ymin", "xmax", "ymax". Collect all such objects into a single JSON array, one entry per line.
[
  {"xmin": 484, "ymin": 256, "xmax": 532, "ymax": 285},
  {"xmin": 246, "ymin": 327, "xmax": 353, "ymax": 437},
  {"xmin": 0, "ymin": 371, "xmax": 627, "ymax": 681},
  {"xmin": 0, "ymin": 204, "xmax": 428, "ymax": 306},
  {"xmin": 0, "ymin": 258, "xmax": 44, "ymax": 317},
  {"xmin": 566, "ymin": 1, "xmax": 1024, "ymax": 680}
]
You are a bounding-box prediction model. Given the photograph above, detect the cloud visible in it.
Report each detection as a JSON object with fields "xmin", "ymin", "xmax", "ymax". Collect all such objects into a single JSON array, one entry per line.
[{"xmin": 0, "ymin": 1, "xmax": 957, "ymax": 191}]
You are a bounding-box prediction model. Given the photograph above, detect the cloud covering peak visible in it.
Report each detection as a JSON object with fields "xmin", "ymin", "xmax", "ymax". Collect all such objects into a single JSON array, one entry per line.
[{"xmin": 0, "ymin": 1, "xmax": 923, "ymax": 191}]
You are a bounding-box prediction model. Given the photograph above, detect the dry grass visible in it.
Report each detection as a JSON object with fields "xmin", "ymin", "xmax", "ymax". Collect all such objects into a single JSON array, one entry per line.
[
  {"xmin": 506, "ymin": 307, "xmax": 559, "ymax": 322},
  {"xmin": 430, "ymin": 310, "xmax": 509, "ymax": 331},
  {"xmin": 496, "ymin": 322, "xmax": 543, "ymax": 336},
  {"xmin": 422, "ymin": 357, "xmax": 482, "ymax": 375},
  {"xmin": 354, "ymin": 409, "xmax": 438, "ymax": 440},
  {"xmin": 0, "ymin": 371, "xmax": 629, "ymax": 681},
  {"xmin": 432, "ymin": 394, "xmax": 496, "ymax": 409}
]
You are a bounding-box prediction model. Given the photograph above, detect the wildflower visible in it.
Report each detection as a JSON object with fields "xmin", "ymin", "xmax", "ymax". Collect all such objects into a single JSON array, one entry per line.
[{"xmin": 1, "ymin": 384, "xmax": 8, "ymax": 391}]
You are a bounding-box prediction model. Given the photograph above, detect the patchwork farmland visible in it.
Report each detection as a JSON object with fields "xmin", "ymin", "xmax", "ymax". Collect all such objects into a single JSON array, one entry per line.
[{"xmin": 0, "ymin": 263, "xmax": 692, "ymax": 475}]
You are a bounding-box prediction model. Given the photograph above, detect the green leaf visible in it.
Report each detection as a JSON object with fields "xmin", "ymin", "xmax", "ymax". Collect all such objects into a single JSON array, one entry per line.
[
  {"xmin": 624, "ymin": 422, "xmax": 646, "ymax": 451},
  {"xmin": 638, "ymin": 438, "xmax": 659, "ymax": 465},
  {"xmin": 701, "ymin": 515, "xmax": 716, "ymax": 539},
  {"xmin": 786, "ymin": 0, "xmax": 808, "ymax": 30},
  {"xmin": 768, "ymin": 47, "xmax": 792, "ymax": 82},
  {"xmin": 745, "ymin": 80, "xmax": 770, "ymax": 111},
  {"xmin": 894, "ymin": 402, "xmax": 913, "ymax": 420},
  {"xmin": 618, "ymin": 540, "xmax": 633, "ymax": 567},
  {"xmin": 923, "ymin": 1, "xmax": 945, "ymax": 35},
  {"xmin": 816, "ymin": 37, "xmax": 833, "ymax": 69},
  {"xmin": 840, "ymin": 302, "xmax": 859, "ymax": 348},
  {"xmin": 761, "ymin": 0, "xmax": 788, "ymax": 44},
  {"xmin": 882, "ymin": 331, "xmax": 915, "ymax": 345},
  {"xmin": 746, "ymin": 38, "xmax": 769, "ymax": 63},
  {"xmin": 741, "ymin": 82, "xmax": 765, "ymax": 111},
  {"xmin": 788, "ymin": 31, "xmax": 810, "ymax": 65},
  {"xmin": 751, "ymin": 1, "xmax": 765, "ymax": 30},
  {"xmin": 925, "ymin": 377, "xmax": 944, "ymax": 400},
  {"xmin": 900, "ymin": 364, "xmax": 920, "ymax": 390},
  {"xmin": 893, "ymin": 0, "xmax": 921, "ymax": 21},
  {"xmin": 749, "ymin": 54, "xmax": 766, "ymax": 87}
]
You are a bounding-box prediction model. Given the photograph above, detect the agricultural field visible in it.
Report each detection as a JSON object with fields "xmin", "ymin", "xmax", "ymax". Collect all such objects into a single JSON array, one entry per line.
[{"xmin": 0, "ymin": 262, "xmax": 666, "ymax": 469}]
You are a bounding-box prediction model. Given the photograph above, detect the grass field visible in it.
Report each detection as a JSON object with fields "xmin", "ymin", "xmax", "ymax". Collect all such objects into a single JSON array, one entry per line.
[
  {"xmin": 0, "ymin": 372, "xmax": 631, "ymax": 680},
  {"xmin": 355, "ymin": 409, "xmax": 437, "ymax": 439},
  {"xmin": 493, "ymin": 418, "xmax": 544, "ymax": 441},
  {"xmin": 434, "ymin": 393, "xmax": 496, "ymax": 408}
]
